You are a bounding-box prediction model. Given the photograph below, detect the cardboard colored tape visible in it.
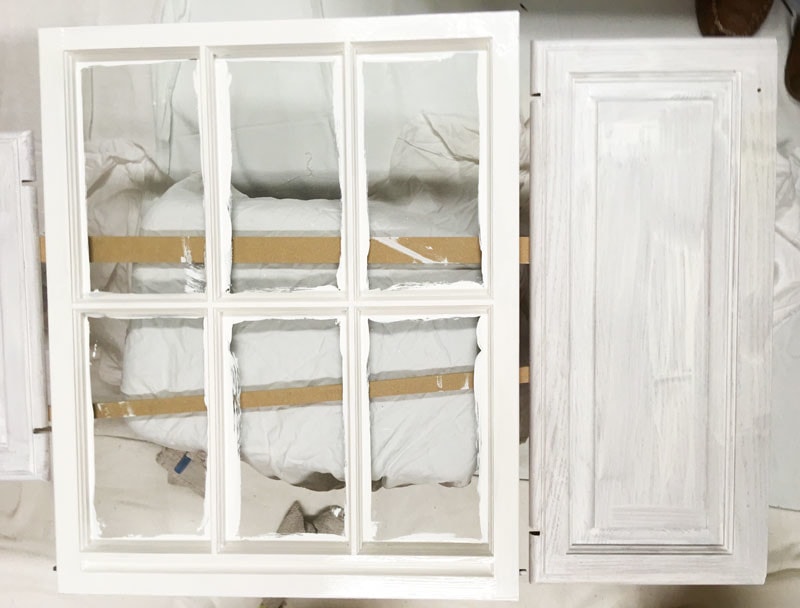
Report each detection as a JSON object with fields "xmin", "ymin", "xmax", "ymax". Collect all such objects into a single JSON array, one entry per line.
[
  {"xmin": 39, "ymin": 236, "xmax": 531, "ymax": 265},
  {"xmin": 93, "ymin": 366, "xmax": 531, "ymax": 419}
]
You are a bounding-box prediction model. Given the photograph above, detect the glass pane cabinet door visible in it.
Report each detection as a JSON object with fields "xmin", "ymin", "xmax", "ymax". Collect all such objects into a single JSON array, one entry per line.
[{"xmin": 40, "ymin": 12, "xmax": 519, "ymax": 600}]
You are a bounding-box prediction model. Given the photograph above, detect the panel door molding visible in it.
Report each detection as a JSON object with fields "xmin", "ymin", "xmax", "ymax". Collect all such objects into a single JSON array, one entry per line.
[
  {"xmin": 0, "ymin": 130, "xmax": 49, "ymax": 480},
  {"xmin": 530, "ymin": 39, "xmax": 775, "ymax": 584}
]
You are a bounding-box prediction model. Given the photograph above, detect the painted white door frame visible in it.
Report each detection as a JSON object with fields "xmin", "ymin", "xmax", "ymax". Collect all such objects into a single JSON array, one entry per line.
[{"xmin": 40, "ymin": 12, "xmax": 519, "ymax": 599}]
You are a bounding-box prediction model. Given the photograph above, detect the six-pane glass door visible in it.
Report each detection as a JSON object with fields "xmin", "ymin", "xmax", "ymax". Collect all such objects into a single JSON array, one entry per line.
[{"xmin": 79, "ymin": 44, "xmax": 491, "ymax": 553}]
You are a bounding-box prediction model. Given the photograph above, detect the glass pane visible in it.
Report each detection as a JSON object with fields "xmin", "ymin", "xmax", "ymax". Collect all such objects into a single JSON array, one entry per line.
[
  {"xmin": 231, "ymin": 318, "xmax": 346, "ymax": 539},
  {"xmin": 367, "ymin": 317, "xmax": 482, "ymax": 541},
  {"xmin": 362, "ymin": 52, "xmax": 483, "ymax": 290},
  {"xmin": 90, "ymin": 316, "xmax": 207, "ymax": 538},
  {"xmin": 82, "ymin": 61, "xmax": 205, "ymax": 294},
  {"xmin": 224, "ymin": 59, "xmax": 342, "ymax": 293}
]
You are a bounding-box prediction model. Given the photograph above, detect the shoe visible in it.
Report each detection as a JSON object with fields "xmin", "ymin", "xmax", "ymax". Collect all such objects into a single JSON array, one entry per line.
[
  {"xmin": 696, "ymin": 0, "xmax": 774, "ymax": 36},
  {"xmin": 787, "ymin": 19, "xmax": 800, "ymax": 101}
]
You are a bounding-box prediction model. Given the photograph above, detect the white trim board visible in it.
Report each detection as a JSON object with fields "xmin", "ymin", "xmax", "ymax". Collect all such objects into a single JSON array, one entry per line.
[{"xmin": 0, "ymin": 130, "xmax": 49, "ymax": 480}]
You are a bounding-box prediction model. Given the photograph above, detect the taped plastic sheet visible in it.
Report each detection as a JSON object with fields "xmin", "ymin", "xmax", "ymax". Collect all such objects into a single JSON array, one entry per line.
[
  {"xmin": 222, "ymin": 57, "xmax": 345, "ymax": 293},
  {"xmin": 227, "ymin": 317, "xmax": 347, "ymax": 539},
  {"xmin": 132, "ymin": 174, "xmax": 342, "ymax": 293},
  {"xmin": 81, "ymin": 52, "xmax": 490, "ymax": 294},
  {"xmin": 81, "ymin": 62, "xmax": 200, "ymax": 294},
  {"xmin": 108, "ymin": 316, "xmax": 481, "ymax": 491},
  {"xmin": 89, "ymin": 315, "xmax": 208, "ymax": 540},
  {"xmin": 131, "ymin": 170, "xmax": 483, "ymax": 292},
  {"xmin": 367, "ymin": 316, "xmax": 482, "ymax": 542},
  {"xmin": 361, "ymin": 51, "xmax": 485, "ymax": 290}
]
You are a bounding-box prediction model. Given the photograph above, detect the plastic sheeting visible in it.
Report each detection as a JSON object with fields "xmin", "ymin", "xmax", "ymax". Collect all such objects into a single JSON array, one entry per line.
[
  {"xmin": 108, "ymin": 314, "xmax": 481, "ymax": 489},
  {"xmin": 771, "ymin": 145, "xmax": 800, "ymax": 511}
]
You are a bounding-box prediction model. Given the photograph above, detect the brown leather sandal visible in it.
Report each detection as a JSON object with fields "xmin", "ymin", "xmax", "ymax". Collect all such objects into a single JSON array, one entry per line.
[{"xmin": 696, "ymin": 0, "xmax": 774, "ymax": 36}]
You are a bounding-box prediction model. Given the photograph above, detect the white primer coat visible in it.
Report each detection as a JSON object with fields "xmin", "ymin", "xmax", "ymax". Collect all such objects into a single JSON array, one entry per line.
[
  {"xmin": 531, "ymin": 38, "xmax": 774, "ymax": 584},
  {"xmin": 0, "ymin": 131, "xmax": 48, "ymax": 480}
]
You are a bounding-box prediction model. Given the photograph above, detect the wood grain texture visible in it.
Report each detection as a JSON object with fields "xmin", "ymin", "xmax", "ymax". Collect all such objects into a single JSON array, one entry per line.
[
  {"xmin": 0, "ymin": 131, "xmax": 49, "ymax": 480},
  {"xmin": 530, "ymin": 39, "xmax": 775, "ymax": 584}
]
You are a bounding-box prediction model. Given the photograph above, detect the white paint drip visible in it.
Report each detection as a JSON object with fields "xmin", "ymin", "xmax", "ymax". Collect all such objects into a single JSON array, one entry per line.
[
  {"xmin": 476, "ymin": 51, "xmax": 488, "ymax": 280},
  {"xmin": 181, "ymin": 237, "xmax": 192, "ymax": 264},
  {"xmin": 381, "ymin": 279, "xmax": 482, "ymax": 292},
  {"xmin": 475, "ymin": 315, "xmax": 489, "ymax": 543},
  {"xmin": 217, "ymin": 61, "xmax": 233, "ymax": 294},
  {"xmin": 359, "ymin": 315, "xmax": 378, "ymax": 542},
  {"xmin": 332, "ymin": 55, "xmax": 346, "ymax": 292},
  {"xmin": 359, "ymin": 51, "xmax": 457, "ymax": 64},
  {"xmin": 180, "ymin": 236, "xmax": 205, "ymax": 293},
  {"xmin": 226, "ymin": 340, "xmax": 243, "ymax": 538}
]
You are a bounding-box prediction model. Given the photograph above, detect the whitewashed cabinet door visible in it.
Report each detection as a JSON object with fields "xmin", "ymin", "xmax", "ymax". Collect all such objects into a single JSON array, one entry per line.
[
  {"xmin": 530, "ymin": 40, "xmax": 775, "ymax": 584},
  {"xmin": 0, "ymin": 131, "xmax": 49, "ymax": 480}
]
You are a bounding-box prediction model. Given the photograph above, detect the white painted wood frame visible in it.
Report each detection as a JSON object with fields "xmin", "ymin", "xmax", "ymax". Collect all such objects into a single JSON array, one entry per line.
[
  {"xmin": 0, "ymin": 131, "xmax": 49, "ymax": 480},
  {"xmin": 530, "ymin": 39, "xmax": 775, "ymax": 584},
  {"xmin": 39, "ymin": 13, "xmax": 519, "ymax": 599}
]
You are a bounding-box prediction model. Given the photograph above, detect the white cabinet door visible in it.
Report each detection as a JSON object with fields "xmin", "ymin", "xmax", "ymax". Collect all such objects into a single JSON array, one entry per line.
[
  {"xmin": 530, "ymin": 39, "xmax": 775, "ymax": 584},
  {"xmin": 0, "ymin": 131, "xmax": 49, "ymax": 480},
  {"xmin": 40, "ymin": 13, "xmax": 518, "ymax": 599}
]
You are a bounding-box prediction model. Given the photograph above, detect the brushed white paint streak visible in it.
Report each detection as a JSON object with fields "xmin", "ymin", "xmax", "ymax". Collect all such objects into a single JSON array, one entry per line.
[
  {"xmin": 574, "ymin": 92, "xmax": 728, "ymax": 547},
  {"xmin": 531, "ymin": 39, "xmax": 775, "ymax": 584}
]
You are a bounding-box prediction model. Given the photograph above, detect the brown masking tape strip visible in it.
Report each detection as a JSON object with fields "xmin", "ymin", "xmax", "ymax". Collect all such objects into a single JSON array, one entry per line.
[
  {"xmin": 519, "ymin": 236, "xmax": 530, "ymax": 265},
  {"xmin": 94, "ymin": 394, "xmax": 206, "ymax": 419},
  {"xmin": 368, "ymin": 237, "xmax": 481, "ymax": 265},
  {"xmin": 234, "ymin": 236, "xmax": 340, "ymax": 265},
  {"xmin": 90, "ymin": 236, "xmax": 206, "ymax": 264},
  {"xmin": 370, "ymin": 371, "xmax": 473, "ymax": 398},
  {"xmin": 39, "ymin": 236, "xmax": 532, "ymax": 265},
  {"xmin": 240, "ymin": 383, "xmax": 343, "ymax": 409},
  {"xmin": 94, "ymin": 367, "xmax": 532, "ymax": 419}
]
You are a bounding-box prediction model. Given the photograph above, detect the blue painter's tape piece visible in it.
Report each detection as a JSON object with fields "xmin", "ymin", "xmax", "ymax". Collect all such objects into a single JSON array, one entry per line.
[{"xmin": 174, "ymin": 453, "xmax": 192, "ymax": 474}]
